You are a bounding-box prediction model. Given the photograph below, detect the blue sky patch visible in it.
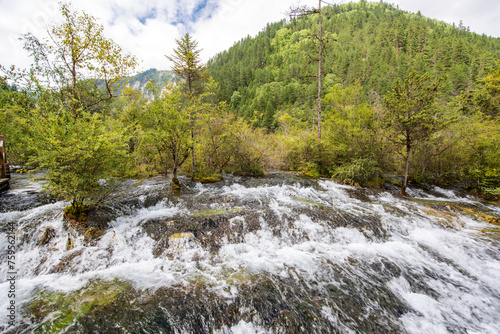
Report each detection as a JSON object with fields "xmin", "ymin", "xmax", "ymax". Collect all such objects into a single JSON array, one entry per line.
[
  {"xmin": 170, "ymin": 0, "xmax": 218, "ymax": 29},
  {"xmin": 138, "ymin": 8, "xmax": 157, "ymax": 25}
]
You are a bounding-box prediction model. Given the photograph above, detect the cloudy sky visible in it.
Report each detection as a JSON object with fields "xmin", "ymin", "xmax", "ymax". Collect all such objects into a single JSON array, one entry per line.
[{"xmin": 0, "ymin": 0, "xmax": 499, "ymax": 73}]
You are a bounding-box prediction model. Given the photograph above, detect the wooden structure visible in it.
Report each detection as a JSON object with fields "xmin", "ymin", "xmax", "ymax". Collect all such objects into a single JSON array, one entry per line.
[{"xmin": 0, "ymin": 135, "xmax": 10, "ymax": 192}]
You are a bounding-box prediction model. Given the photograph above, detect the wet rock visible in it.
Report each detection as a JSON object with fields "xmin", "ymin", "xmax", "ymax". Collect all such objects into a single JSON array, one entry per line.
[
  {"xmin": 171, "ymin": 177, "xmax": 181, "ymax": 195},
  {"xmin": 83, "ymin": 228, "xmax": 107, "ymax": 246},
  {"xmin": 168, "ymin": 232, "xmax": 195, "ymax": 248},
  {"xmin": 193, "ymin": 175, "xmax": 223, "ymax": 184},
  {"xmin": 38, "ymin": 227, "xmax": 56, "ymax": 245},
  {"xmin": 23, "ymin": 279, "xmax": 133, "ymax": 332},
  {"xmin": 86, "ymin": 206, "xmax": 115, "ymax": 230},
  {"xmin": 66, "ymin": 235, "xmax": 74, "ymax": 250},
  {"xmin": 50, "ymin": 249, "xmax": 84, "ymax": 274}
]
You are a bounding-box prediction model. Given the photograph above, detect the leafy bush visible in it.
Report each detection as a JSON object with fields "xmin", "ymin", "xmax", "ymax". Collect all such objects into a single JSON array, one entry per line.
[
  {"xmin": 333, "ymin": 158, "xmax": 382, "ymax": 186},
  {"xmin": 284, "ymin": 132, "xmax": 338, "ymax": 178}
]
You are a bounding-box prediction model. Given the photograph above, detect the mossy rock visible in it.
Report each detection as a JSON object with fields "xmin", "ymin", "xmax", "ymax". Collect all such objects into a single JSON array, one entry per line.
[
  {"xmin": 64, "ymin": 204, "xmax": 89, "ymax": 225},
  {"xmin": 83, "ymin": 228, "xmax": 107, "ymax": 245},
  {"xmin": 26, "ymin": 279, "xmax": 132, "ymax": 334},
  {"xmin": 169, "ymin": 232, "xmax": 194, "ymax": 239},
  {"xmin": 171, "ymin": 177, "xmax": 182, "ymax": 195},
  {"xmin": 192, "ymin": 207, "xmax": 242, "ymax": 218},
  {"xmin": 453, "ymin": 205, "xmax": 500, "ymax": 225},
  {"xmin": 302, "ymin": 171, "xmax": 320, "ymax": 178},
  {"xmin": 193, "ymin": 175, "xmax": 223, "ymax": 183},
  {"xmin": 421, "ymin": 206, "xmax": 462, "ymax": 230},
  {"xmin": 38, "ymin": 227, "xmax": 57, "ymax": 246},
  {"xmin": 224, "ymin": 268, "xmax": 255, "ymax": 286},
  {"xmin": 293, "ymin": 197, "xmax": 325, "ymax": 208}
]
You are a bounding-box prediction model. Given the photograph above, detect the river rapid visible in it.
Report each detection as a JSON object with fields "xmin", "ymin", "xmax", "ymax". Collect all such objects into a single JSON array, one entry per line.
[{"xmin": 1, "ymin": 172, "xmax": 500, "ymax": 333}]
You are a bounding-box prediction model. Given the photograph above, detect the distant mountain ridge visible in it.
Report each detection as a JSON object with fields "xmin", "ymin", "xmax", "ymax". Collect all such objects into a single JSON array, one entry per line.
[{"xmin": 113, "ymin": 68, "xmax": 178, "ymax": 99}]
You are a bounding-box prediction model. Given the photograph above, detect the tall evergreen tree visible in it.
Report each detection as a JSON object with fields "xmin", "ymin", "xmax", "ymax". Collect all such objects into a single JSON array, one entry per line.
[{"xmin": 166, "ymin": 33, "xmax": 206, "ymax": 97}]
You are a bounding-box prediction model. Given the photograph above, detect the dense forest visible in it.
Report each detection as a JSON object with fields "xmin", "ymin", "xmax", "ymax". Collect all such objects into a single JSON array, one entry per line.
[
  {"xmin": 207, "ymin": 1, "xmax": 500, "ymax": 127},
  {"xmin": 0, "ymin": 1, "xmax": 499, "ymax": 215}
]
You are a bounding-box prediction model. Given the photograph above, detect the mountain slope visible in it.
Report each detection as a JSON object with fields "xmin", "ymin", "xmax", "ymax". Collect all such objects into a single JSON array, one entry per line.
[{"xmin": 206, "ymin": 0, "xmax": 500, "ymax": 128}]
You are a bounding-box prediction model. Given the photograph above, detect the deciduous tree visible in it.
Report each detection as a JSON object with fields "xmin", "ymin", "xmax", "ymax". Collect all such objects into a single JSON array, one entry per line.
[
  {"xmin": 22, "ymin": 2, "xmax": 137, "ymax": 114},
  {"xmin": 7, "ymin": 3, "xmax": 137, "ymax": 211}
]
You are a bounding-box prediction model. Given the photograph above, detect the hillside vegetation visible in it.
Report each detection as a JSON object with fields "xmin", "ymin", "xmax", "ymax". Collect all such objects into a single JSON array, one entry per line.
[{"xmin": 207, "ymin": 0, "xmax": 500, "ymax": 127}]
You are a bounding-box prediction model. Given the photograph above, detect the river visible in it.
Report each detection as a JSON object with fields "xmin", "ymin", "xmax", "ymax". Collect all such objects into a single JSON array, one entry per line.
[{"xmin": 1, "ymin": 172, "xmax": 500, "ymax": 333}]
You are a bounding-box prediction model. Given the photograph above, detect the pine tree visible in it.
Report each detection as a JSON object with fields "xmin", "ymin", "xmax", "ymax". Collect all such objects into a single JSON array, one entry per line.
[{"xmin": 166, "ymin": 33, "xmax": 206, "ymax": 97}]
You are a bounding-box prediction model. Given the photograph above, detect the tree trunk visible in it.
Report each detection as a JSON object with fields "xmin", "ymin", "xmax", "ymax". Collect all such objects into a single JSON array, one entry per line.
[
  {"xmin": 317, "ymin": 0, "xmax": 322, "ymax": 140},
  {"xmin": 171, "ymin": 164, "xmax": 181, "ymax": 194},
  {"xmin": 171, "ymin": 145, "xmax": 179, "ymax": 180},
  {"xmin": 191, "ymin": 128, "xmax": 195, "ymax": 179},
  {"xmin": 172, "ymin": 164, "xmax": 178, "ymax": 180},
  {"xmin": 401, "ymin": 143, "xmax": 411, "ymax": 196}
]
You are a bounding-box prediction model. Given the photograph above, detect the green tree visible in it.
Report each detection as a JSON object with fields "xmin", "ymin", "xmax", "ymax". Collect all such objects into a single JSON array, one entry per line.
[
  {"xmin": 21, "ymin": 3, "xmax": 137, "ymax": 115},
  {"xmin": 139, "ymin": 85, "xmax": 192, "ymax": 189},
  {"xmin": 6, "ymin": 3, "xmax": 137, "ymax": 212},
  {"xmin": 166, "ymin": 33, "xmax": 206, "ymax": 97},
  {"xmin": 112, "ymin": 87, "xmax": 145, "ymax": 154},
  {"xmin": 27, "ymin": 108, "xmax": 129, "ymax": 208},
  {"xmin": 0, "ymin": 77, "xmax": 34, "ymax": 166},
  {"xmin": 166, "ymin": 33, "xmax": 207, "ymax": 178},
  {"xmin": 384, "ymin": 70, "xmax": 444, "ymax": 195},
  {"xmin": 482, "ymin": 61, "xmax": 500, "ymax": 91}
]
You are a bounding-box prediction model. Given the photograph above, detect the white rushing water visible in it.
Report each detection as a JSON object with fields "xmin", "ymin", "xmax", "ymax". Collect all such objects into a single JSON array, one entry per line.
[{"xmin": 1, "ymin": 173, "xmax": 500, "ymax": 333}]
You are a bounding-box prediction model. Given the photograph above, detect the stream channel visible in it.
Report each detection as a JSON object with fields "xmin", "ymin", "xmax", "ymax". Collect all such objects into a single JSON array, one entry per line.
[{"xmin": 1, "ymin": 172, "xmax": 500, "ymax": 333}]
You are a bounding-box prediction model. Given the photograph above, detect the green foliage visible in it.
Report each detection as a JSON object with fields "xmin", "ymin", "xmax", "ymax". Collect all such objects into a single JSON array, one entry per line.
[
  {"xmin": 167, "ymin": 33, "xmax": 206, "ymax": 97},
  {"xmin": 138, "ymin": 84, "xmax": 192, "ymax": 177},
  {"xmin": 284, "ymin": 130, "xmax": 336, "ymax": 177},
  {"xmin": 333, "ymin": 158, "xmax": 381, "ymax": 186},
  {"xmin": 224, "ymin": 119, "xmax": 265, "ymax": 176},
  {"xmin": 27, "ymin": 108, "xmax": 130, "ymax": 207},
  {"xmin": 383, "ymin": 70, "xmax": 445, "ymax": 193},
  {"xmin": 384, "ymin": 70, "xmax": 444, "ymax": 146},
  {"xmin": 482, "ymin": 60, "xmax": 500, "ymax": 91},
  {"xmin": 1, "ymin": 3, "xmax": 137, "ymax": 208},
  {"xmin": 2, "ymin": 0, "xmax": 499, "ymax": 203},
  {"xmin": 18, "ymin": 3, "xmax": 137, "ymax": 115},
  {"xmin": 0, "ymin": 78, "xmax": 35, "ymax": 165},
  {"xmin": 64, "ymin": 203, "xmax": 89, "ymax": 223},
  {"xmin": 461, "ymin": 115, "xmax": 500, "ymax": 198}
]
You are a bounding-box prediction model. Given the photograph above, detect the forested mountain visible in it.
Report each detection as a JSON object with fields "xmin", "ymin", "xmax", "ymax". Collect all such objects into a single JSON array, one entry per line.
[{"xmin": 207, "ymin": 0, "xmax": 500, "ymax": 128}]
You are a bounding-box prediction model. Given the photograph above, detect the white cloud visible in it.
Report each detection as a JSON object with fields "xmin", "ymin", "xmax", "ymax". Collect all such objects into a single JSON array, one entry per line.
[
  {"xmin": 192, "ymin": 0, "xmax": 295, "ymax": 64},
  {"xmin": 392, "ymin": 0, "xmax": 500, "ymax": 37},
  {"xmin": 1, "ymin": 0, "xmax": 498, "ymax": 74}
]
